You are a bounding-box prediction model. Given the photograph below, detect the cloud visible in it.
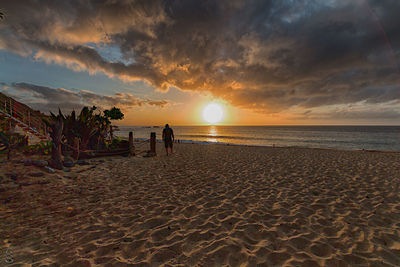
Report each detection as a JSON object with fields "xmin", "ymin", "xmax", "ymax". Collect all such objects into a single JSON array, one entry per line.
[
  {"xmin": 288, "ymin": 102, "xmax": 400, "ymax": 123},
  {"xmin": 2, "ymin": 82, "xmax": 169, "ymax": 114},
  {"xmin": 1, "ymin": 0, "xmax": 400, "ymax": 114}
]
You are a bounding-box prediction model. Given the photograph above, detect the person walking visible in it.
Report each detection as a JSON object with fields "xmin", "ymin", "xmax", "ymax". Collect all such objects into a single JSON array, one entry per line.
[{"xmin": 162, "ymin": 124, "xmax": 174, "ymax": 156}]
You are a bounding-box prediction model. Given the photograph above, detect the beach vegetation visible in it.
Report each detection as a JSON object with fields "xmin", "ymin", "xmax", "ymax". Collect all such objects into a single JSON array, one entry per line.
[
  {"xmin": 22, "ymin": 141, "xmax": 53, "ymax": 155},
  {"xmin": 104, "ymin": 107, "xmax": 124, "ymax": 140},
  {"xmin": 43, "ymin": 109, "xmax": 64, "ymax": 169},
  {"xmin": 62, "ymin": 106, "xmax": 124, "ymax": 151},
  {"xmin": 0, "ymin": 117, "xmax": 27, "ymax": 159},
  {"xmin": 43, "ymin": 106, "xmax": 125, "ymax": 158}
]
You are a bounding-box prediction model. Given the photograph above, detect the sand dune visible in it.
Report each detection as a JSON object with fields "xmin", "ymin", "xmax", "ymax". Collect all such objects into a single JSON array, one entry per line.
[{"xmin": 1, "ymin": 144, "xmax": 400, "ymax": 266}]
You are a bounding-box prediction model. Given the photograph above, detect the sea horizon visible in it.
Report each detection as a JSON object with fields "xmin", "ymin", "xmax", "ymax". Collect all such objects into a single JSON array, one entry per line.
[{"xmin": 115, "ymin": 125, "xmax": 400, "ymax": 152}]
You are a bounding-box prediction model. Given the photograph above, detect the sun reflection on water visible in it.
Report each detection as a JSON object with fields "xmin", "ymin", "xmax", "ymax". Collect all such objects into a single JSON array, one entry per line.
[{"xmin": 207, "ymin": 126, "xmax": 218, "ymax": 142}]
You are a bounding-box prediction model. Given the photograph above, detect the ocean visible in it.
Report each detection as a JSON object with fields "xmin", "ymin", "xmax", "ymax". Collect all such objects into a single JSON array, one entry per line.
[{"xmin": 115, "ymin": 125, "xmax": 400, "ymax": 152}]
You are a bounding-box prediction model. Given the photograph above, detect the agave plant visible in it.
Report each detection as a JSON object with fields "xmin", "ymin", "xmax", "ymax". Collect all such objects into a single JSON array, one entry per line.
[
  {"xmin": 92, "ymin": 113, "xmax": 109, "ymax": 149},
  {"xmin": 63, "ymin": 110, "xmax": 79, "ymax": 148},
  {"xmin": 77, "ymin": 106, "xmax": 98, "ymax": 151},
  {"xmin": 43, "ymin": 109, "xmax": 64, "ymax": 169},
  {"xmin": 46, "ymin": 106, "xmax": 125, "ymax": 157}
]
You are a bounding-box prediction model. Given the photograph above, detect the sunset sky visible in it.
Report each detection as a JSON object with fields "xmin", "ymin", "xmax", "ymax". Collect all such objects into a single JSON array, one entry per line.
[{"xmin": 0, "ymin": 0, "xmax": 400, "ymax": 125}]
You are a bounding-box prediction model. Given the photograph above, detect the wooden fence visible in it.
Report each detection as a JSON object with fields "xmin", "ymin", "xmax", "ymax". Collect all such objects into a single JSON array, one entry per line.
[{"xmin": 0, "ymin": 92, "xmax": 50, "ymax": 141}]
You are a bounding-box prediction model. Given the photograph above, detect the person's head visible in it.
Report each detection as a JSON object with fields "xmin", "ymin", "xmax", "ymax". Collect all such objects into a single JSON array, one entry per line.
[{"xmin": 165, "ymin": 124, "xmax": 169, "ymax": 128}]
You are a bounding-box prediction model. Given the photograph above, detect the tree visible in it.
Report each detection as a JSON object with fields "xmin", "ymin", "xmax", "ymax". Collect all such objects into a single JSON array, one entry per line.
[
  {"xmin": 104, "ymin": 107, "xmax": 124, "ymax": 139},
  {"xmin": 104, "ymin": 107, "xmax": 124, "ymax": 120}
]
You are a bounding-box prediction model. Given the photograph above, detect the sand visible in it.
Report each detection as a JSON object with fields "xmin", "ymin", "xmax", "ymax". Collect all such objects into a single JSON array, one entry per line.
[{"xmin": 1, "ymin": 143, "xmax": 400, "ymax": 266}]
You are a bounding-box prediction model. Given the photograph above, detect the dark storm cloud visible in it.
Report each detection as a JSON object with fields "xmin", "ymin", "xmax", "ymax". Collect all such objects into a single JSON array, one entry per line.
[
  {"xmin": 1, "ymin": 0, "xmax": 400, "ymax": 113},
  {"xmin": 4, "ymin": 82, "xmax": 169, "ymax": 114}
]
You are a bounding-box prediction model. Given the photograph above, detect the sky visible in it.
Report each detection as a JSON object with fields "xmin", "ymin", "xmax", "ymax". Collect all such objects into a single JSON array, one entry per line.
[{"xmin": 0, "ymin": 0, "xmax": 400, "ymax": 125}]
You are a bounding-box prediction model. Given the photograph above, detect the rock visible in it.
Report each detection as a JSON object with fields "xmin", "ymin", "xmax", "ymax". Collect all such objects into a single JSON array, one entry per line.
[
  {"xmin": 76, "ymin": 160, "xmax": 90, "ymax": 165},
  {"xmin": 32, "ymin": 160, "xmax": 48, "ymax": 167},
  {"xmin": 44, "ymin": 166, "xmax": 56, "ymax": 174},
  {"xmin": 29, "ymin": 172, "xmax": 45, "ymax": 177},
  {"xmin": 63, "ymin": 157, "xmax": 75, "ymax": 168}
]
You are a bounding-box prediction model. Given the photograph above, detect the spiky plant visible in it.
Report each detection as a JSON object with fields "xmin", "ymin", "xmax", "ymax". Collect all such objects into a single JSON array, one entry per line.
[
  {"xmin": 43, "ymin": 109, "xmax": 64, "ymax": 169},
  {"xmin": 77, "ymin": 106, "xmax": 98, "ymax": 151}
]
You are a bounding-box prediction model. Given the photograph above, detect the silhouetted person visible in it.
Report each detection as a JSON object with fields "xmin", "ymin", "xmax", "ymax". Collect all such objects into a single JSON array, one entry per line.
[{"xmin": 162, "ymin": 124, "xmax": 174, "ymax": 155}]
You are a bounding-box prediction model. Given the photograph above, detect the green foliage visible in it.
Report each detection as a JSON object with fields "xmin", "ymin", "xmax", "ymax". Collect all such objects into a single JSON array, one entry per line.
[
  {"xmin": 0, "ymin": 132, "xmax": 9, "ymax": 152},
  {"xmin": 106, "ymin": 137, "xmax": 122, "ymax": 150},
  {"xmin": 43, "ymin": 109, "xmax": 64, "ymax": 169},
  {"xmin": 0, "ymin": 131, "xmax": 26, "ymax": 159},
  {"xmin": 42, "ymin": 106, "xmax": 124, "ymax": 154},
  {"xmin": 23, "ymin": 141, "xmax": 53, "ymax": 155},
  {"xmin": 43, "ymin": 109, "xmax": 64, "ymax": 144},
  {"xmin": 61, "ymin": 106, "xmax": 124, "ymax": 151},
  {"xmin": 77, "ymin": 106, "xmax": 98, "ymax": 150},
  {"xmin": 104, "ymin": 107, "xmax": 124, "ymax": 120}
]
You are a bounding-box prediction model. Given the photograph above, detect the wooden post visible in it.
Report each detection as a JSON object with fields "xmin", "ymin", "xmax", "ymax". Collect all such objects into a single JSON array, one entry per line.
[
  {"xmin": 73, "ymin": 137, "xmax": 80, "ymax": 160},
  {"xmin": 129, "ymin": 131, "xmax": 134, "ymax": 156},
  {"xmin": 150, "ymin": 132, "xmax": 156, "ymax": 154}
]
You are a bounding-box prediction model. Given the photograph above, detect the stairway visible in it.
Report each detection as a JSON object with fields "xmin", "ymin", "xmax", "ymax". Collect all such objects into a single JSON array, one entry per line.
[{"xmin": 0, "ymin": 92, "xmax": 50, "ymax": 143}]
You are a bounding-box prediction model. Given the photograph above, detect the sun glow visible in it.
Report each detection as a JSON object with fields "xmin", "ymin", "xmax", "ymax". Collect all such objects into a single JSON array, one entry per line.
[{"xmin": 202, "ymin": 103, "xmax": 224, "ymax": 124}]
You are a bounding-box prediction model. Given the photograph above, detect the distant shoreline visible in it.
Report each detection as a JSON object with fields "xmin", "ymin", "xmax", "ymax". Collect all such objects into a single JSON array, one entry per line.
[{"xmin": 122, "ymin": 137, "xmax": 400, "ymax": 154}]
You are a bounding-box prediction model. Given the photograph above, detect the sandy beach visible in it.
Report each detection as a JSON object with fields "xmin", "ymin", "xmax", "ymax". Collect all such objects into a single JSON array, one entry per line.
[{"xmin": 1, "ymin": 143, "xmax": 400, "ymax": 266}]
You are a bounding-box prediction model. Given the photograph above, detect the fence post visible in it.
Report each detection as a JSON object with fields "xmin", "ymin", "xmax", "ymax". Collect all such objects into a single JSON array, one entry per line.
[
  {"xmin": 150, "ymin": 132, "xmax": 156, "ymax": 154},
  {"xmin": 129, "ymin": 131, "xmax": 134, "ymax": 156}
]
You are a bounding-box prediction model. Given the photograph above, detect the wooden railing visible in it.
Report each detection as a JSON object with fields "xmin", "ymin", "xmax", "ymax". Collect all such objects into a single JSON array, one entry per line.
[{"xmin": 0, "ymin": 92, "xmax": 50, "ymax": 140}]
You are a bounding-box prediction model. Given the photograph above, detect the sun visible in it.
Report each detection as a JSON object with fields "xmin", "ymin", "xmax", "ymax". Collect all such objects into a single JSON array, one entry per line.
[{"xmin": 202, "ymin": 103, "xmax": 224, "ymax": 124}]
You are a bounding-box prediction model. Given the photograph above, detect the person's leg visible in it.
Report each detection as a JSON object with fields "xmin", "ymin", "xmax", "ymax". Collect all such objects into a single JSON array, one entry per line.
[{"xmin": 164, "ymin": 142, "xmax": 168, "ymax": 155}]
